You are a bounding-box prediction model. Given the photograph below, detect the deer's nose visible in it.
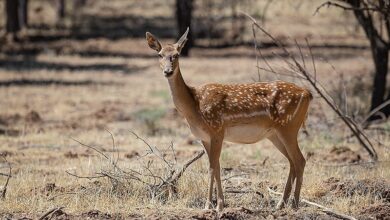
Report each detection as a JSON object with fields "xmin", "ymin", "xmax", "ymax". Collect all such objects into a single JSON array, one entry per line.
[{"xmin": 164, "ymin": 69, "xmax": 173, "ymax": 76}]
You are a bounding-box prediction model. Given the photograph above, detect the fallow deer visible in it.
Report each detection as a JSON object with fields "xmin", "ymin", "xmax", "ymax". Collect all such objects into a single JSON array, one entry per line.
[{"xmin": 146, "ymin": 28, "xmax": 312, "ymax": 211}]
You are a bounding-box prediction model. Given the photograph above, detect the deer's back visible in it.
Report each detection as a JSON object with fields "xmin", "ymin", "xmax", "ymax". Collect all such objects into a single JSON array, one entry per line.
[{"xmin": 193, "ymin": 81, "xmax": 312, "ymax": 130}]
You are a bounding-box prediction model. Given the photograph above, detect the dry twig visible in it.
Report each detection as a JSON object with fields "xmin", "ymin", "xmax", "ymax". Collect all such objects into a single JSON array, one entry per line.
[
  {"xmin": 1, "ymin": 156, "xmax": 11, "ymax": 199},
  {"xmin": 267, "ymin": 187, "xmax": 357, "ymax": 220},
  {"xmin": 225, "ymin": 189, "xmax": 264, "ymax": 197},
  {"xmin": 38, "ymin": 207, "xmax": 65, "ymax": 220},
  {"xmin": 313, "ymin": 1, "xmax": 380, "ymax": 15},
  {"xmin": 361, "ymin": 100, "xmax": 390, "ymax": 128},
  {"xmin": 67, "ymin": 130, "xmax": 205, "ymax": 200}
]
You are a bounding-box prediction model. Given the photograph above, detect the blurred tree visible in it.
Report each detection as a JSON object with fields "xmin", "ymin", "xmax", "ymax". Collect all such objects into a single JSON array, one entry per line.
[
  {"xmin": 230, "ymin": 0, "xmax": 240, "ymax": 43},
  {"xmin": 73, "ymin": 0, "xmax": 87, "ymax": 8},
  {"xmin": 18, "ymin": 0, "xmax": 28, "ymax": 28},
  {"xmin": 71, "ymin": 0, "xmax": 88, "ymax": 28},
  {"xmin": 57, "ymin": 0, "xmax": 66, "ymax": 19},
  {"xmin": 176, "ymin": 0, "xmax": 193, "ymax": 56},
  {"xmin": 319, "ymin": 0, "xmax": 390, "ymax": 120},
  {"xmin": 5, "ymin": 0, "xmax": 20, "ymax": 40},
  {"xmin": 5, "ymin": 0, "xmax": 29, "ymax": 40}
]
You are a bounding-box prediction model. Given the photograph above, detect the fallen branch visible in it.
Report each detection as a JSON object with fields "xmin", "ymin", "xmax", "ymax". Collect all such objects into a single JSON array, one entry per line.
[
  {"xmin": 68, "ymin": 130, "xmax": 205, "ymax": 200},
  {"xmin": 310, "ymin": 160, "xmax": 390, "ymax": 168},
  {"xmin": 1, "ymin": 156, "xmax": 11, "ymax": 199},
  {"xmin": 267, "ymin": 187, "xmax": 357, "ymax": 220},
  {"xmin": 225, "ymin": 189, "xmax": 264, "ymax": 197},
  {"xmin": 65, "ymin": 171, "xmax": 106, "ymax": 180},
  {"xmin": 38, "ymin": 206, "xmax": 65, "ymax": 220},
  {"xmin": 130, "ymin": 131, "xmax": 205, "ymax": 198},
  {"xmin": 0, "ymin": 173, "xmax": 11, "ymax": 177},
  {"xmin": 168, "ymin": 150, "xmax": 205, "ymax": 184}
]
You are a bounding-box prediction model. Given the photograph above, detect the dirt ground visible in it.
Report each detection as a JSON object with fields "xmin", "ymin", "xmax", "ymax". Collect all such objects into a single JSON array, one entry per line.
[{"xmin": 0, "ymin": 0, "xmax": 389, "ymax": 219}]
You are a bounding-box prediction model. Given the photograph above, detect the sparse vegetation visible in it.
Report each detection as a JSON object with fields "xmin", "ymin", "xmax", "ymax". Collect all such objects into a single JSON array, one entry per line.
[{"xmin": 134, "ymin": 108, "xmax": 167, "ymax": 135}]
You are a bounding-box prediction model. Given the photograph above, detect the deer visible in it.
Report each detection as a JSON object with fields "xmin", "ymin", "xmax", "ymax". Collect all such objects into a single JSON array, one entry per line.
[{"xmin": 145, "ymin": 28, "xmax": 312, "ymax": 212}]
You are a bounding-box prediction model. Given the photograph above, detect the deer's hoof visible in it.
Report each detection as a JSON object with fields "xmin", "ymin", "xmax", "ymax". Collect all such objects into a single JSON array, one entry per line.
[
  {"xmin": 216, "ymin": 200, "xmax": 224, "ymax": 212},
  {"xmin": 204, "ymin": 201, "xmax": 212, "ymax": 210}
]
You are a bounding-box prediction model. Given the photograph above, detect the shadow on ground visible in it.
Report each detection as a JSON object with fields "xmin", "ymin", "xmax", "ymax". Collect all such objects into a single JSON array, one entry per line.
[
  {"xmin": 0, "ymin": 57, "xmax": 147, "ymax": 74},
  {"xmin": 23, "ymin": 14, "xmax": 177, "ymax": 43},
  {"xmin": 0, "ymin": 79, "xmax": 120, "ymax": 87}
]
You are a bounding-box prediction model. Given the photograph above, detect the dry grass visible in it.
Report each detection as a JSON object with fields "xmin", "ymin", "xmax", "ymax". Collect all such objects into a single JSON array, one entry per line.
[{"xmin": 0, "ymin": 0, "xmax": 389, "ymax": 219}]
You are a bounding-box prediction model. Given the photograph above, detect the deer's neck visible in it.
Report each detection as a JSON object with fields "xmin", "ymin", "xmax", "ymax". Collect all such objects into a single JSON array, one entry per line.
[{"xmin": 167, "ymin": 66, "xmax": 201, "ymax": 123}]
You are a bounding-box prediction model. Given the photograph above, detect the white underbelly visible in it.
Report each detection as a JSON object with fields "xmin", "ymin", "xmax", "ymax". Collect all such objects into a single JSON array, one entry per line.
[
  {"xmin": 224, "ymin": 124, "xmax": 273, "ymax": 144},
  {"xmin": 189, "ymin": 124, "xmax": 210, "ymax": 142}
]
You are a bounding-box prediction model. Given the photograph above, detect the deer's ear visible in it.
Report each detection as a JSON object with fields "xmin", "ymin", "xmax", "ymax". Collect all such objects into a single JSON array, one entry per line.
[
  {"xmin": 146, "ymin": 32, "xmax": 162, "ymax": 52},
  {"xmin": 175, "ymin": 27, "xmax": 189, "ymax": 54}
]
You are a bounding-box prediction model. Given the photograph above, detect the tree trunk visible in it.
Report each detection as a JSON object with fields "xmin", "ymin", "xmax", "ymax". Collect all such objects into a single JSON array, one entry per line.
[
  {"xmin": 18, "ymin": 0, "xmax": 28, "ymax": 28},
  {"xmin": 74, "ymin": 0, "xmax": 87, "ymax": 8},
  {"xmin": 345, "ymin": 0, "xmax": 390, "ymax": 120},
  {"xmin": 369, "ymin": 40, "xmax": 389, "ymax": 119},
  {"xmin": 5, "ymin": 0, "xmax": 20, "ymax": 34},
  {"xmin": 383, "ymin": 78, "xmax": 390, "ymax": 117},
  {"xmin": 57, "ymin": 0, "xmax": 66, "ymax": 19},
  {"xmin": 176, "ymin": 0, "xmax": 193, "ymax": 56}
]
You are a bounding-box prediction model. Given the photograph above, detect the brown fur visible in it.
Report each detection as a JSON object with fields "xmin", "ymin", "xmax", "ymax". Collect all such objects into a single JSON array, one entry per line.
[{"xmin": 191, "ymin": 81, "xmax": 312, "ymax": 130}]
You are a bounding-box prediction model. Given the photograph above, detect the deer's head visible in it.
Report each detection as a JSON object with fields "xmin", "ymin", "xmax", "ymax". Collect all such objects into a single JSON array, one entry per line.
[{"xmin": 146, "ymin": 28, "xmax": 189, "ymax": 77}]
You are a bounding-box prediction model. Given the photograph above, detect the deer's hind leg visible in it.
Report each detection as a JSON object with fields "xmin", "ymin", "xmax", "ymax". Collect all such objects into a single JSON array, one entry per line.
[
  {"xmin": 275, "ymin": 128, "xmax": 306, "ymax": 209},
  {"xmin": 268, "ymin": 134, "xmax": 296, "ymax": 209}
]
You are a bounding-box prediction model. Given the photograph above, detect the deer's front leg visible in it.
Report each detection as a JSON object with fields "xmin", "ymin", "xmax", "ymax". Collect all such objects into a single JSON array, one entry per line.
[
  {"xmin": 202, "ymin": 141, "xmax": 213, "ymax": 210},
  {"xmin": 209, "ymin": 137, "xmax": 224, "ymax": 212}
]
